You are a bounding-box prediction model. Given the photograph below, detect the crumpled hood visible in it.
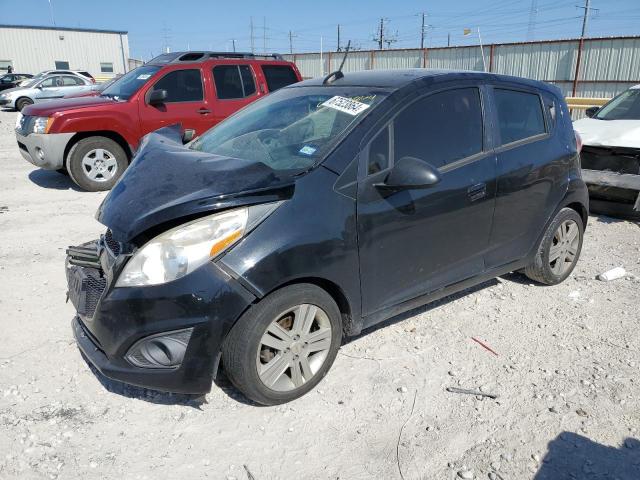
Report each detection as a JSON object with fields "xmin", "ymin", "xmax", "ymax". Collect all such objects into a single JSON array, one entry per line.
[
  {"xmin": 96, "ymin": 125, "xmax": 294, "ymax": 242},
  {"xmin": 573, "ymin": 117, "xmax": 640, "ymax": 149}
]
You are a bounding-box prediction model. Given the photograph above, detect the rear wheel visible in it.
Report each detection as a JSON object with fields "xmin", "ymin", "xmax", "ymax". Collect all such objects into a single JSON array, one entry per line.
[
  {"xmin": 222, "ymin": 284, "xmax": 342, "ymax": 405},
  {"xmin": 16, "ymin": 97, "xmax": 33, "ymax": 111},
  {"xmin": 67, "ymin": 136, "xmax": 128, "ymax": 191},
  {"xmin": 524, "ymin": 208, "xmax": 584, "ymax": 285}
]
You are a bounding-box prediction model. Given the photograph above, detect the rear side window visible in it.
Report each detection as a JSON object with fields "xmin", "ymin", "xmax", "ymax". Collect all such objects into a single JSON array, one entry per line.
[
  {"xmin": 62, "ymin": 76, "xmax": 83, "ymax": 86},
  {"xmin": 494, "ymin": 89, "xmax": 546, "ymax": 145},
  {"xmin": 394, "ymin": 88, "xmax": 483, "ymax": 169},
  {"xmin": 262, "ymin": 65, "xmax": 298, "ymax": 92},
  {"xmin": 79, "ymin": 71, "xmax": 94, "ymax": 79},
  {"xmin": 368, "ymin": 126, "xmax": 390, "ymax": 175},
  {"xmin": 152, "ymin": 69, "xmax": 203, "ymax": 102},
  {"xmin": 213, "ymin": 65, "xmax": 256, "ymax": 99}
]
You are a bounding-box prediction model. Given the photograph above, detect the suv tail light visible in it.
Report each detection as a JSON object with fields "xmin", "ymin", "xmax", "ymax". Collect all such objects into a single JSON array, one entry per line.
[{"xmin": 574, "ymin": 130, "xmax": 583, "ymax": 154}]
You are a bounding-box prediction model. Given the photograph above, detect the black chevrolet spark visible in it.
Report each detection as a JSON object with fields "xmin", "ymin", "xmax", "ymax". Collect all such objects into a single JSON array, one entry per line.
[{"xmin": 67, "ymin": 69, "xmax": 588, "ymax": 405}]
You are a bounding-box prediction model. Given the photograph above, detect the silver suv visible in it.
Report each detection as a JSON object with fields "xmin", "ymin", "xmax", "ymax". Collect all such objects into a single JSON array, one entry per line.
[{"xmin": 0, "ymin": 74, "xmax": 94, "ymax": 111}]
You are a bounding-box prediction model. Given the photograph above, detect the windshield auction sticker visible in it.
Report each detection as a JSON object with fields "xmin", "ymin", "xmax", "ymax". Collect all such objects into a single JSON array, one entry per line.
[{"xmin": 321, "ymin": 96, "xmax": 370, "ymax": 116}]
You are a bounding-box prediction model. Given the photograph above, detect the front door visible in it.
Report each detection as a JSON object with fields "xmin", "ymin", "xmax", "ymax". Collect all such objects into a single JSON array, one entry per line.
[
  {"xmin": 139, "ymin": 67, "xmax": 212, "ymax": 136},
  {"xmin": 357, "ymin": 86, "xmax": 497, "ymax": 319}
]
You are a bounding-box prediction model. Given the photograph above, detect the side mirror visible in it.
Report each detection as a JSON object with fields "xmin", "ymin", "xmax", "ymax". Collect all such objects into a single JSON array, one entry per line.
[
  {"xmin": 585, "ymin": 106, "xmax": 599, "ymax": 118},
  {"xmin": 148, "ymin": 89, "xmax": 167, "ymax": 106},
  {"xmin": 374, "ymin": 156, "xmax": 441, "ymax": 193},
  {"xmin": 182, "ymin": 129, "xmax": 196, "ymax": 144}
]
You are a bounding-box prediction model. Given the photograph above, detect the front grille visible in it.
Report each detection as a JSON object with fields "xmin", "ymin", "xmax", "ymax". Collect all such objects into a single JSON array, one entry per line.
[
  {"xmin": 16, "ymin": 115, "xmax": 34, "ymax": 136},
  {"xmin": 17, "ymin": 141, "xmax": 28, "ymax": 152},
  {"xmin": 84, "ymin": 275, "xmax": 107, "ymax": 318},
  {"xmin": 104, "ymin": 229, "xmax": 121, "ymax": 256}
]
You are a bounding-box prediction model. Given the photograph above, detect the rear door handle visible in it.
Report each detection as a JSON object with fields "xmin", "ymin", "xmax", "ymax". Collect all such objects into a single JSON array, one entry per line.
[
  {"xmin": 467, "ymin": 183, "xmax": 487, "ymax": 201},
  {"xmin": 198, "ymin": 108, "xmax": 211, "ymax": 114}
]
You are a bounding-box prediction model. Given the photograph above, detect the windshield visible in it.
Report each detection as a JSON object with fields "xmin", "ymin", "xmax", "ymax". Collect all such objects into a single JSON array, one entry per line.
[
  {"xmin": 21, "ymin": 78, "xmax": 41, "ymax": 88},
  {"xmin": 101, "ymin": 65, "xmax": 161, "ymax": 100},
  {"xmin": 595, "ymin": 88, "xmax": 640, "ymax": 120},
  {"xmin": 190, "ymin": 86, "xmax": 387, "ymax": 173}
]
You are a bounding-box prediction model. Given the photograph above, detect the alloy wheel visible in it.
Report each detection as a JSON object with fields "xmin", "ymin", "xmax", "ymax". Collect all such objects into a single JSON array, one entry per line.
[
  {"xmin": 81, "ymin": 148, "xmax": 118, "ymax": 182},
  {"xmin": 549, "ymin": 219, "xmax": 580, "ymax": 275},
  {"xmin": 256, "ymin": 304, "xmax": 333, "ymax": 392}
]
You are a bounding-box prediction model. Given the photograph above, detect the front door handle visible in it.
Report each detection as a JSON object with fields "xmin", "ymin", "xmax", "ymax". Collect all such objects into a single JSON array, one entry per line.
[
  {"xmin": 467, "ymin": 183, "xmax": 486, "ymax": 201},
  {"xmin": 198, "ymin": 108, "xmax": 211, "ymax": 114}
]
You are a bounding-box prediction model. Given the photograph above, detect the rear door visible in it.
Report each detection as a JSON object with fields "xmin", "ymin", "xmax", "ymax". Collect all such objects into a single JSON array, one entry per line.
[
  {"xmin": 485, "ymin": 86, "xmax": 568, "ymax": 267},
  {"xmin": 138, "ymin": 67, "xmax": 211, "ymax": 136},
  {"xmin": 357, "ymin": 86, "xmax": 497, "ymax": 319},
  {"xmin": 210, "ymin": 64, "xmax": 260, "ymax": 125}
]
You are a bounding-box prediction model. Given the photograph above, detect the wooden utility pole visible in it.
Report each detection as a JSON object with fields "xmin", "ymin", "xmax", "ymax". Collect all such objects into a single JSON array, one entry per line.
[
  {"xmin": 378, "ymin": 18, "xmax": 384, "ymax": 50},
  {"xmin": 572, "ymin": 0, "xmax": 598, "ymax": 95},
  {"xmin": 337, "ymin": 24, "xmax": 341, "ymax": 52},
  {"xmin": 289, "ymin": 31, "xmax": 294, "ymax": 54},
  {"xmin": 420, "ymin": 13, "xmax": 426, "ymax": 49}
]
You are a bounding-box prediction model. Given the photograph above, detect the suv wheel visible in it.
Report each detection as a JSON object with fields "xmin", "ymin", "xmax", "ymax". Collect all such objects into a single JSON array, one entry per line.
[
  {"xmin": 524, "ymin": 208, "xmax": 584, "ymax": 285},
  {"xmin": 67, "ymin": 137, "xmax": 127, "ymax": 191},
  {"xmin": 16, "ymin": 97, "xmax": 33, "ymax": 111},
  {"xmin": 222, "ymin": 284, "xmax": 343, "ymax": 405}
]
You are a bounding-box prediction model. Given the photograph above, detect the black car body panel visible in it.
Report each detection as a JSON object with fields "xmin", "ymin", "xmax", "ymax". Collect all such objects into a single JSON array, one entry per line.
[{"xmin": 67, "ymin": 69, "xmax": 588, "ymax": 394}]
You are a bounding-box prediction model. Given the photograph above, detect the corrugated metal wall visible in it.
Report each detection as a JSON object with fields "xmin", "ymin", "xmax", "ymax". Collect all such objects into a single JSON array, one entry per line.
[
  {"xmin": 284, "ymin": 36, "xmax": 640, "ymax": 105},
  {"xmin": 0, "ymin": 26, "xmax": 130, "ymax": 77}
]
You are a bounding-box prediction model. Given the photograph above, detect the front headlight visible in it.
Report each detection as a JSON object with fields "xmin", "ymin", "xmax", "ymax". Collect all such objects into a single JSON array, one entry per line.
[
  {"xmin": 32, "ymin": 116, "xmax": 53, "ymax": 134},
  {"xmin": 116, "ymin": 203, "xmax": 281, "ymax": 287}
]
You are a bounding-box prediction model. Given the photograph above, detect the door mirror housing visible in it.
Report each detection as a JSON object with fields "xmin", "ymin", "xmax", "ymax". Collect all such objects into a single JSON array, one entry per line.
[
  {"xmin": 585, "ymin": 106, "xmax": 599, "ymax": 118},
  {"xmin": 148, "ymin": 89, "xmax": 167, "ymax": 106},
  {"xmin": 182, "ymin": 129, "xmax": 196, "ymax": 144},
  {"xmin": 375, "ymin": 156, "xmax": 441, "ymax": 192}
]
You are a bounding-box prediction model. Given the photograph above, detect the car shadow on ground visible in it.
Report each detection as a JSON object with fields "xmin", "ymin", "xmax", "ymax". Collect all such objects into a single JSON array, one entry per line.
[
  {"xmin": 534, "ymin": 432, "xmax": 640, "ymax": 479},
  {"xmin": 594, "ymin": 213, "xmax": 640, "ymax": 228},
  {"xmin": 1, "ymin": 108, "xmax": 14, "ymax": 112},
  {"xmin": 28, "ymin": 168, "xmax": 83, "ymax": 191}
]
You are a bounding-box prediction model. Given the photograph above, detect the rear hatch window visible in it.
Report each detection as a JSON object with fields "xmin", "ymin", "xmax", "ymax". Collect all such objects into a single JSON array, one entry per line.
[{"xmin": 262, "ymin": 65, "xmax": 298, "ymax": 92}]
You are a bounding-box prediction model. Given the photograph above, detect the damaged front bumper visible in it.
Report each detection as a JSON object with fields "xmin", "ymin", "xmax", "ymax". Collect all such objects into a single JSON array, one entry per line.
[
  {"xmin": 581, "ymin": 145, "xmax": 640, "ymax": 219},
  {"xmin": 66, "ymin": 237, "xmax": 255, "ymax": 394}
]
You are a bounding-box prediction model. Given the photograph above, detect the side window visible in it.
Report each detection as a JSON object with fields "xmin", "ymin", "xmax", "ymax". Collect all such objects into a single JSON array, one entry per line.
[
  {"xmin": 213, "ymin": 65, "xmax": 256, "ymax": 99},
  {"xmin": 151, "ymin": 69, "xmax": 203, "ymax": 102},
  {"xmin": 62, "ymin": 76, "xmax": 83, "ymax": 86},
  {"xmin": 368, "ymin": 126, "xmax": 390, "ymax": 175},
  {"xmin": 494, "ymin": 88, "xmax": 546, "ymax": 145},
  {"xmin": 39, "ymin": 77, "xmax": 56, "ymax": 88},
  {"xmin": 394, "ymin": 88, "xmax": 483, "ymax": 169},
  {"xmin": 262, "ymin": 65, "xmax": 298, "ymax": 92}
]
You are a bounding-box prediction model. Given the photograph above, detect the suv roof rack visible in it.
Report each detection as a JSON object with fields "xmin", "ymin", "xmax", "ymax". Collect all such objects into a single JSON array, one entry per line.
[{"xmin": 148, "ymin": 51, "xmax": 285, "ymax": 64}]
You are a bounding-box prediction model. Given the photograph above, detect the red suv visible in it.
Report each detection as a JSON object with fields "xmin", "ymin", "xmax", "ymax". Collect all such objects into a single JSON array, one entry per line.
[{"xmin": 15, "ymin": 52, "xmax": 301, "ymax": 191}]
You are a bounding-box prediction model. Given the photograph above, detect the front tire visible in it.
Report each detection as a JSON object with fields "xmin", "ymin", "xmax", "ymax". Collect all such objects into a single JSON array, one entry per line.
[
  {"xmin": 524, "ymin": 208, "xmax": 584, "ymax": 285},
  {"xmin": 67, "ymin": 136, "xmax": 128, "ymax": 191},
  {"xmin": 16, "ymin": 97, "xmax": 33, "ymax": 111},
  {"xmin": 222, "ymin": 284, "xmax": 343, "ymax": 405}
]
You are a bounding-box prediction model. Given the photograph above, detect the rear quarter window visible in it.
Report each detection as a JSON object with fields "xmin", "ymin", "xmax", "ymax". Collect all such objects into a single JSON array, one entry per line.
[
  {"xmin": 262, "ymin": 65, "xmax": 299, "ymax": 92},
  {"xmin": 494, "ymin": 88, "xmax": 546, "ymax": 146}
]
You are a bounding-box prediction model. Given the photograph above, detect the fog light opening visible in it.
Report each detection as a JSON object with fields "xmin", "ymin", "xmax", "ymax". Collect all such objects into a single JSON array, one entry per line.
[
  {"xmin": 36, "ymin": 147, "xmax": 45, "ymax": 161},
  {"xmin": 126, "ymin": 328, "xmax": 193, "ymax": 369}
]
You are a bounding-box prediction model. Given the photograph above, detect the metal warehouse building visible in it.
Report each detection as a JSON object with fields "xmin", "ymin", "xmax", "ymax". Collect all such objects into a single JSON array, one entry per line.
[{"xmin": 0, "ymin": 24, "xmax": 129, "ymax": 78}]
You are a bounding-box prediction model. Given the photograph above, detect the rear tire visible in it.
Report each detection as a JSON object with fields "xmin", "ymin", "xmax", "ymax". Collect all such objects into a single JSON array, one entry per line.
[
  {"xmin": 524, "ymin": 208, "xmax": 584, "ymax": 285},
  {"xmin": 67, "ymin": 136, "xmax": 128, "ymax": 191},
  {"xmin": 16, "ymin": 97, "xmax": 33, "ymax": 111},
  {"xmin": 222, "ymin": 284, "xmax": 343, "ymax": 405}
]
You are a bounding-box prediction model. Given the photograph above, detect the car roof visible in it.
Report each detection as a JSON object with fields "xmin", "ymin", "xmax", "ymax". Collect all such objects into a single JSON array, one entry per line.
[
  {"xmin": 146, "ymin": 51, "xmax": 289, "ymax": 65},
  {"xmin": 295, "ymin": 68, "xmax": 558, "ymax": 94}
]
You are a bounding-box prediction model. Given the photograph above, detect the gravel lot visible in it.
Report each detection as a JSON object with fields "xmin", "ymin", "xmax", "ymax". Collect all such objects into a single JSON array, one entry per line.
[{"xmin": 1, "ymin": 108, "xmax": 639, "ymax": 480}]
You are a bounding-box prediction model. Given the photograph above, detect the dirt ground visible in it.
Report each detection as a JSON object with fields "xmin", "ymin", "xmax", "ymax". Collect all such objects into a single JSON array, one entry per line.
[{"xmin": 0, "ymin": 108, "xmax": 639, "ymax": 480}]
